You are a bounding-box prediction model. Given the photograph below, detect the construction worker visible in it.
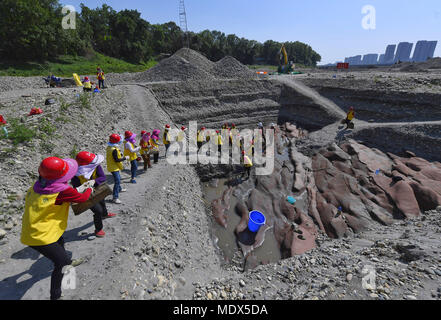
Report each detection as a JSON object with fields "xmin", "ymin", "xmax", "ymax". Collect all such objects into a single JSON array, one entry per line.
[
  {"xmin": 21, "ymin": 157, "xmax": 91, "ymax": 300},
  {"xmin": 71, "ymin": 151, "xmax": 117, "ymax": 238},
  {"xmin": 106, "ymin": 134, "xmax": 128, "ymax": 204},
  {"xmin": 242, "ymin": 150, "xmax": 253, "ymax": 178},
  {"xmin": 197, "ymin": 127, "xmax": 206, "ymax": 152},
  {"xmin": 344, "ymin": 107, "xmax": 355, "ymax": 129},
  {"xmin": 163, "ymin": 124, "xmax": 171, "ymax": 157},
  {"xmin": 97, "ymin": 67, "xmax": 105, "ymax": 89},
  {"xmin": 176, "ymin": 126, "xmax": 187, "ymax": 155},
  {"xmin": 139, "ymin": 131, "xmax": 152, "ymax": 171},
  {"xmin": 82, "ymin": 77, "xmax": 93, "ymax": 92},
  {"xmin": 124, "ymin": 131, "xmax": 141, "ymax": 184},
  {"xmin": 215, "ymin": 130, "xmax": 223, "ymax": 154},
  {"xmin": 150, "ymin": 130, "xmax": 161, "ymax": 163}
]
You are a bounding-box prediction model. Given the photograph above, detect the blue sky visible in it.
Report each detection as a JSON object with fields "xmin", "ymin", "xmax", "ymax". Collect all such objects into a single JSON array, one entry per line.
[{"xmin": 61, "ymin": 0, "xmax": 441, "ymax": 64}]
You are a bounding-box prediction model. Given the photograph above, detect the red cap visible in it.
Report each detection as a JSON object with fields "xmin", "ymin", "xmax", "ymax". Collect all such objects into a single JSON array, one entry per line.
[
  {"xmin": 241, "ymin": 151, "xmax": 245, "ymax": 155},
  {"xmin": 124, "ymin": 131, "xmax": 133, "ymax": 139},
  {"xmin": 76, "ymin": 151, "xmax": 96, "ymax": 166},
  {"xmin": 349, "ymin": 106, "xmax": 354, "ymax": 110},
  {"xmin": 181, "ymin": 126, "xmax": 187, "ymax": 131},
  {"xmin": 141, "ymin": 130, "xmax": 147, "ymax": 135},
  {"xmin": 109, "ymin": 134, "xmax": 121, "ymax": 144},
  {"xmin": 85, "ymin": 76, "xmax": 89, "ymax": 81},
  {"xmin": 201, "ymin": 127, "xmax": 205, "ymax": 130},
  {"xmin": 165, "ymin": 124, "xmax": 170, "ymax": 129},
  {"xmin": 39, "ymin": 157, "xmax": 69, "ymax": 180},
  {"xmin": 216, "ymin": 130, "xmax": 220, "ymax": 134}
]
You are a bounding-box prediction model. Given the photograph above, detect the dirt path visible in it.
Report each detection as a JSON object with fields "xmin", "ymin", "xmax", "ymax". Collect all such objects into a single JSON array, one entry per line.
[{"xmin": 0, "ymin": 84, "xmax": 226, "ymax": 300}]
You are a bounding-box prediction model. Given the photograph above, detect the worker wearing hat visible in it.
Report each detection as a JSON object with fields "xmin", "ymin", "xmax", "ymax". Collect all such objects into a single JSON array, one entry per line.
[
  {"xmin": 197, "ymin": 127, "xmax": 206, "ymax": 152},
  {"xmin": 82, "ymin": 76, "xmax": 93, "ymax": 92},
  {"xmin": 215, "ymin": 130, "xmax": 223, "ymax": 154},
  {"xmin": 96, "ymin": 67, "xmax": 105, "ymax": 89},
  {"xmin": 176, "ymin": 126, "xmax": 187, "ymax": 155},
  {"xmin": 344, "ymin": 107, "xmax": 355, "ymax": 129},
  {"xmin": 124, "ymin": 131, "xmax": 141, "ymax": 184},
  {"xmin": 139, "ymin": 131, "xmax": 152, "ymax": 171},
  {"xmin": 71, "ymin": 151, "xmax": 117, "ymax": 237},
  {"xmin": 150, "ymin": 129, "xmax": 161, "ymax": 163},
  {"xmin": 21, "ymin": 157, "xmax": 93, "ymax": 300},
  {"xmin": 163, "ymin": 124, "xmax": 171, "ymax": 157},
  {"xmin": 106, "ymin": 133, "xmax": 128, "ymax": 204},
  {"xmin": 242, "ymin": 150, "xmax": 253, "ymax": 178}
]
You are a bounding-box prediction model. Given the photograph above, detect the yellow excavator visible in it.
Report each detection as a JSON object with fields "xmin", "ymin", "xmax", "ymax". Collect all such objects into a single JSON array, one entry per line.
[{"xmin": 278, "ymin": 44, "xmax": 293, "ymax": 74}]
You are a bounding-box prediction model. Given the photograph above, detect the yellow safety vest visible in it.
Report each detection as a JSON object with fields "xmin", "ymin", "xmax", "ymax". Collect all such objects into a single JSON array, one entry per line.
[
  {"xmin": 163, "ymin": 131, "xmax": 171, "ymax": 145},
  {"xmin": 78, "ymin": 169, "xmax": 97, "ymax": 185},
  {"xmin": 244, "ymin": 155, "xmax": 253, "ymax": 167},
  {"xmin": 21, "ymin": 185, "xmax": 70, "ymax": 246},
  {"xmin": 98, "ymin": 72, "xmax": 105, "ymax": 80},
  {"xmin": 124, "ymin": 142, "xmax": 138, "ymax": 161},
  {"xmin": 197, "ymin": 131, "xmax": 205, "ymax": 142},
  {"xmin": 106, "ymin": 146, "xmax": 123, "ymax": 172},
  {"xmin": 177, "ymin": 131, "xmax": 185, "ymax": 142},
  {"xmin": 347, "ymin": 111, "xmax": 354, "ymax": 121},
  {"xmin": 216, "ymin": 135, "xmax": 223, "ymax": 145},
  {"xmin": 140, "ymin": 139, "xmax": 150, "ymax": 155},
  {"xmin": 149, "ymin": 138, "xmax": 159, "ymax": 152},
  {"xmin": 83, "ymin": 81, "xmax": 92, "ymax": 89}
]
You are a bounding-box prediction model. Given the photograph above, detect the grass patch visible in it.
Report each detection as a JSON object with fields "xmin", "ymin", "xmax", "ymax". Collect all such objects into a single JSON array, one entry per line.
[
  {"xmin": 38, "ymin": 118, "xmax": 57, "ymax": 136},
  {"xmin": 78, "ymin": 92, "xmax": 91, "ymax": 109},
  {"xmin": 70, "ymin": 144, "xmax": 80, "ymax": 159},
  {"xmin": 7, "ymin": 118, "xmax": 35, "ymax": 145},
  {"xmin": 0, "ymin": 52, "xmax": 157, "ymax": 77}
]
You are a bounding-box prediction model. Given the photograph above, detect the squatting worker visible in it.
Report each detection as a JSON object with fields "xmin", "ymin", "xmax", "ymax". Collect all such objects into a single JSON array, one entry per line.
[
  {"xmin": 21, "ymin": 157, "xmax": 93, "ymax": 300},
  {"xmin": 344, "ymin": 106, "xmax": 355, "ymax": 129}
]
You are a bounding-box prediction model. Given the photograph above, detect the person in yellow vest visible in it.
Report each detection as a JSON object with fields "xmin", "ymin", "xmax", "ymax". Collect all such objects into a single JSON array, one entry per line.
[
  {"xmin": 106, "ymin": 134, "xmax": 128, "ymax": 204},
  {"xmin": 176, "ymin": 126, "xmax": 187, "ymax": 155},
  {"xmin": 21, "ymin": 157, "xmax": 93, "ymax": 300},
  {"xmin": 242, "ymin": 150, "xmax": 253, "ymax": 179},
  {"xmin": 82, "ymin": 76, "xmax": 93, "ymax": 92},
  {"xmin": 163, "ymin": 124, "xmax": 171, "ymax": 157},
  {"xmin": 124, "ymin": 131, "xmax": 141, "ymax": 184},
  {"xmin": 215, "ymin": 130, "xmax": 223, "ymax": 154},
  {"xmin": 197, "ymin": 127, "xmax": 206, "ymax": 152},
  {"xmin": 344, "ymin": 106, "xmax": 355, "ymax": 129},
  {"xmin": 139, "ymin": 131, "xmax": 152, "ymax": 171},
  {"xmin": 71, "ymin": 151, "xmax": 117, "ymax": 238},
  {"xmin": 97, "ymin": 67, "xmax": 105, "ymax": 89},
  {"xmin": 150, "ymin": 129, "xmax": 161, "ymax": 163}
]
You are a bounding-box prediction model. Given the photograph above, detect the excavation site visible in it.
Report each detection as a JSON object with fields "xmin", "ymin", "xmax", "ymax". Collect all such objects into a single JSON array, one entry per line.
[{"xmin": 1, "ymin": 48, "xmax": 441, "ymax": 301}]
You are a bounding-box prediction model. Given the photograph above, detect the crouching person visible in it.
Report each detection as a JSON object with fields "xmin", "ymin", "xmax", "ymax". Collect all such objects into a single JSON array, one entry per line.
[
  {"xmin": 72, "ymin": 151, "xmax": 117, "ymax": 238},
  {"xmin": 21, "ymin": 157, "xmax": 93, "ymax": 300}
]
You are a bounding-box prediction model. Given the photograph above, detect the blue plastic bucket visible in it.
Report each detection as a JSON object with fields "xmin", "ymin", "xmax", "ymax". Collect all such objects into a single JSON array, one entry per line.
[{"xmin": 248, "ymin": 210, "xmax": 266, "ymax": 233}]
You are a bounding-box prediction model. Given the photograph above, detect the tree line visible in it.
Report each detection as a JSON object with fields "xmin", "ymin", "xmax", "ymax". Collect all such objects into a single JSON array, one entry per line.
[{"xmin": 0, "ymin": 0, "xmax": 321, "ymax": 66}]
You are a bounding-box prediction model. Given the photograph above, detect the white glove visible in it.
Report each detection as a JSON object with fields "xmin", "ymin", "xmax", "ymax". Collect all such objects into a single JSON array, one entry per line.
[
  {"xmin": 76, "ymin": 180, "xmax": 95, "ymax": 193},
  {"xmin": 125, "ymin": 156, "xmax": 130, "ymax": 161}
]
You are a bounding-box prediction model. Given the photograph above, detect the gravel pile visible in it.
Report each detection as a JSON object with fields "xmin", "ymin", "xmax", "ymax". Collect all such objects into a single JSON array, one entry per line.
[
  {"xmin": 134, "ymin": 54, "xmax": 216, "ymax": 82},
  {"xmin": 214, "ymin": 56, "xmax": 258, "ymax": 79},
  {"xmin": 135, "ymin": 48, "xmax": 258, "ymax": 82}
]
